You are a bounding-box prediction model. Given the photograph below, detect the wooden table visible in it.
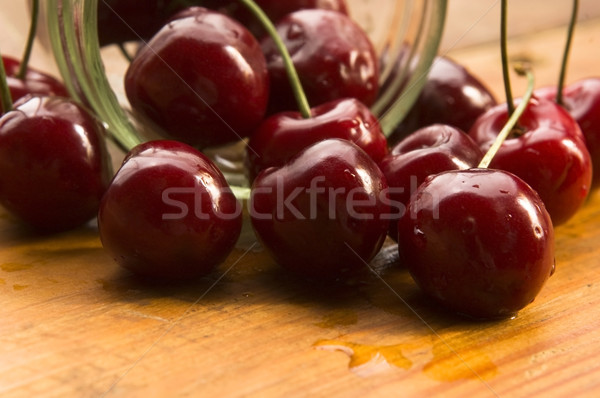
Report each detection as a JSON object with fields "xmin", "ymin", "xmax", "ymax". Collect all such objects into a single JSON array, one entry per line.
[{"xmin": 2, "ymin": 2, "xmax": 600, "ymax": 397}]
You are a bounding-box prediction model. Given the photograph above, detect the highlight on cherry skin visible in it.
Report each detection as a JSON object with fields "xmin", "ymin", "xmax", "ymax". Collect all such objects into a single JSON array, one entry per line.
[
  {"xmin": 535, "ymin": 78, "xmax": 600, "ymax": 188},
  {"xmin": 468, "ymin": 96, "xmax": 593, "ymax": 226},
  {"xmin": 0, "ymin": 95, "xmax": 112, "ymax": 233},
  {"xmin": 245, "ymin": 97, "xmax": 388, "ymax": 183},
  {"xmin": 250, "ymin": 138, "xmax": 390, "ymax": 282},
  {"xmin": 1, "ymin": 55, "xmax": 69, "ymax": 114},
  {"xmin": 124, "ymin": 6, "xmax": 269, "ymax": 149},
  {"xmin": 378, "ymin": 124, "xmax": 484, "ymax": 240},
  {"xmin": 260, "ymin": 8, "xmax": 380, "ymax": 114},
  {"xmin": 97, "ymin": 140, "xmax": 243, "ymax": 280},
  {"xmin": 397, "ymin": 168, "xmax": 556, "ymax": 320}
]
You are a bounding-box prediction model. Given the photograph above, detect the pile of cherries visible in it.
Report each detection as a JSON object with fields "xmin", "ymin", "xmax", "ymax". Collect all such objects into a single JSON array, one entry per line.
[{"xmin": 1, "ymin": 0, "xmax": 597, "ymax": 320}]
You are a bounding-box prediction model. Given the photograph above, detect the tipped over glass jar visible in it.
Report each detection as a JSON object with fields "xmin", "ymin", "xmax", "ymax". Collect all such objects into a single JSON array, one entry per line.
[{"xmin": 39, "ymin": 0, "xmax": 446, "ymax": 185}]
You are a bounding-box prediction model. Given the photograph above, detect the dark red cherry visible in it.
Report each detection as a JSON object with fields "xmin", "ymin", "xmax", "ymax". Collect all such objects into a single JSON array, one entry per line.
[
  {"xmin": 97, "ymin": 0, "xmax": 169, "ymax": 46},
  {"xmin": 199, "ymin": 0, "xmax": 349, "ymax": 39},
  {"xmin": 389, "ymin": 56, "xmax": 497, "ymax": 144},
  {"xmin": 536, "ymin": 78, "xmax": 600, "ymax": 188},
  {"xmin": 97, "ymin": 0, "xmax": 349, "ymax": 46},
  {"xmin": 245, "ymin": 98, "xmax": 388, "ymax": 182},
  {"xmin": 261, "ymin": 9, "xmax": 379, "ymax": 114},
  {"xmin": 98, "ymin": 140, "xmax": 243, "ymax": 280},
  {"xmin": 1, "ymin": 55, "xmax": 69, "ymax": 114},
  {"xmin": 124, "ymin": 7, "xmax": 269, "ymax": 149},
  {"xmin": 250, "ymin": 138, "xmax": 390, "ymax": 281},
  {"xmin": 469, "ymin": 97, "xmax": 592, "ymax": 226},
  {"xmin": 378, "ymin": 124, "xmax": 483, "ymax": 240},
  {"xmin": 0, "ymin": 95, "xmax": 112, "ymax": 232},
  {"xmin": 397, "ymin": 168, "xmax": 555, "ymax": 319}
]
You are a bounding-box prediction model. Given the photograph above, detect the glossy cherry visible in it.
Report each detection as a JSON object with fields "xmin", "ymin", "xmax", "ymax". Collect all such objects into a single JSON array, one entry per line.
[
  {"xmin": 97, "ymin": 0, "xmax": 349, "ymax": 46},
  {"xmin": 397, "ymin": 168, "xmax": 555, "ymax": 319},
  {"xmin": 200, "ymin": 0, "xmax": 349, "ymax": 39},
  {"xmin": 245, "ymin": 98, "xmax": 388, "ymax": 182},
  {"xmin": 389, "ymin": 56, "xmax": 497, "ymax": 143},
  {"xmin": 469, "ymin": 97, "xmax": 592, "ymax": 226},
  {"xmin": 250, "ymin": 138, "xmax": 390, "ymax": 281},
  {"xmin": 1, "ymin": 55, "xmax": 69, "ymax": 114},
  {"xmin": 378, "ymin": 124, "xmax": 483, "ymax": 240},
  {"xmin": 536, "ymin": 78, "xmax": 600, "ymax": 188},
  {"xmin": 0, "ymin": 95, "xmax": 112, "ymax": 232},
  {"xmin": 98, "ymin": 140, "xmax": 243, "ymax": 280},
  {"xmin": 124, "ymin": 7, "xmax": 269, "ymax": 149},
  {"xmin": 261, "ymin": 9, "xmax": 379, "ymax": 114}
]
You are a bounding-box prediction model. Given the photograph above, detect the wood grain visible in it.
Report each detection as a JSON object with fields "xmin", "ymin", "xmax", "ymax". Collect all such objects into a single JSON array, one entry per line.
[{"xmin": 2, "ymin": 3, "xmax": 600, "ymax": 398}]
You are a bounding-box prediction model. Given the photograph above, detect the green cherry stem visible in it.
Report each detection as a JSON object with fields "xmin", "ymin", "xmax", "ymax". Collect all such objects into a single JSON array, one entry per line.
[
  {"xmin": 478, "ymin": 64, "xmax": 535, "ymax": 169},
  {"xmin": 237, "ymin": 0, "xmax": 312, "ymax": 118},
  {"xmin": 17, "ymin": 0, "xmax": 39, "ymax": 80},
  {"xmin": 500, "ymin": 0, "xmax": 515, "ymax": 116},
  {"xmin": 556, "ymin": 0, "xmax": 579, "ymax": 106},
  {"xmin": 0, "ymin": 48, "xmax": 13, "ymax": 112}
]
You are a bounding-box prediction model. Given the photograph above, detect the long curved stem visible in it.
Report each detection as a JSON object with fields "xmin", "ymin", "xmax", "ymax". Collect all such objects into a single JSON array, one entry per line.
[
  {"xmin": 500, "ymin": 0, "xmax": 514, "ymax": 116},
  {"xmin": 237, "ymin": 0, "xmax": 312, "ymax": 118},
  {"xmin": 478, "ymin": 65, "xmax": 535, "ymax": 169},
  {"xmin": 17, "ymin": 0, "xmax": 39, "ymax": 80},
  {"xmin": 556, "ymin": 0, "xmax": 579, "ymax": 105}
]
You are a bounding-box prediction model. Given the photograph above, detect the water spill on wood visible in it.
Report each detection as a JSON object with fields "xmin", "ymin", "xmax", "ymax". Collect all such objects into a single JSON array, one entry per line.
[
  {"xmin": 422, "ymin": 340, "xmax": 498, "ymax": 382},
  {"xmin": 314, "ymin": 339, "xmax": 412, "ymax": 377}
]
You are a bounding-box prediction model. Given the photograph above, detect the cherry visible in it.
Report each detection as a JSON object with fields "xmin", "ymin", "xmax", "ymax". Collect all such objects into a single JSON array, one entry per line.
[
  {"xmin": 124, "ymin": 7, "xmax": 269, "ymax": 149},
  {"xmin": 97, "ymin": 0, "xmax": 349, "ymax": 46},
  {"xmin": 388, "ymin": 56, "xmax": 497, "ymax": 143},
  {"xmin": 0, "ymin": 95, "xmax": 112, "ymax": 232},
  {"xmin": 200, "ymin": 0, "xmax": 349, "ymax": 39},
  {"xmin": 397, "ymin": 168, "xmax": 555, "ymax": 319},
  {"xmin": 97, "ymin": 0, "xmax": 170, "ymax": 46},
  {"xmin": 378, "ymin": 124, "xmax": 483, "ymax": 240},
  {"xmin": 468, "ymin": 96, "xmax": 592, "ymax": 226},
  {"xmin": 98, "ymin": 140, "xmax": 243, "ymax": 280},
  {"xmin": 536, "ymin": 79, "xmax": 600, "ymax": 188},
  {"xmin": 261, "ymin": 9, "xmax": 379, "ymax": 114},
  {"xmin": 250, "ymin": 138, "xmax": 390, "ymax": 281},
  {"xmin": 1, "ymin": 56, "xmax": 69, "ymax": 114},
  {"xmin": 245, "ymin": 97, "xmax": 388, "ymax": 182}
]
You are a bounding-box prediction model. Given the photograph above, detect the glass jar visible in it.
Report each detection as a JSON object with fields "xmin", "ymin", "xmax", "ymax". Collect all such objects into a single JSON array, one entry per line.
[{"xmin": 40, "ymin": 0, "xmax": 446, "ymax": 185}]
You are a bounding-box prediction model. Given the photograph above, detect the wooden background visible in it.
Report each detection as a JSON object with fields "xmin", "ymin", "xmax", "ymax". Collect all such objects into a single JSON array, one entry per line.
[{"xmin": 2, "ymin": 1, "xmax": 600, "ymax": 397}]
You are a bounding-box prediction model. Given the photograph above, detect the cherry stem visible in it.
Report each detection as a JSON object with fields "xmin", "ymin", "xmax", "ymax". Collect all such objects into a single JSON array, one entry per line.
[
  {"xmin": 500, "ymin": 0, "xmax": 515, "ymax": 116},
  {"xmin": 237, "ymin": 0, "xmax": 312, "ymax": 118},
  {"xmin": 0, "ymin": 48, "xmax": 13, "ymax": 111},
  {"xmin": 117, "ymin": 43, "xmax": 133, "ymax": 63},
  {"xmin": 556, "ymin": 0, "xmax": 579, "ymax": 105},
  {"xmin": 478, "ymin": 65, "xmax": 534, "ymax": 169},
  {"xmin": 17, "ymin": 0, "xmax": 39, "ymax": 80}
]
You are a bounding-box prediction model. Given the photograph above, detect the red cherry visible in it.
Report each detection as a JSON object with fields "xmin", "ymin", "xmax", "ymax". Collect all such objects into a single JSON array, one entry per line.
[
  {"xmin": 124, "ymin": 7, "xmax": 269, "ymax": 149},
  {"xmin": 388, "ymin": 56, "xmax": 497, "ymax": 143},
  {"xmin": 261, "ymin": 9, "xmax": 379, "ymax": 114},
  {"xmin": 97, "ymin": 0, "xmax": 168, "ymax": 46},
  {"xmin": 469, "ymin": 97, "xmax": 592, "ymax": 226},
  {"xmin": 245, "ymin": 98, "xmax": 388, "ymax": 182},
  {"xmin": 397, "ymin": 168, "xmax": 555, "ymax": 319},
  {"xmin": 379, "ymin": 124, "xmax": 483, "ymax": 240},
  {"xmin": 250, "ymin": 138, "xmax": 389, "ymax": 281},
  {"xmin": 0, "ymin": 95, "xmax": 112, "ymax": 232},
  {"xmin": 97, "ymin": 0, "xmax": 349, "ymax": 46},
  {"xmin": 536, "ymin": 78, "xmax": 600, "ymax": 188},
  {"xmin": 201, "ymin": 0, "xmax": 349, "ymax": 39},
  {"xmin": 98, "ymin": 140, "xmax": 243, "ymax": 280},
  {"xmin": 1, "ymin": 55, "xmax": 69, "ymax": 114}
]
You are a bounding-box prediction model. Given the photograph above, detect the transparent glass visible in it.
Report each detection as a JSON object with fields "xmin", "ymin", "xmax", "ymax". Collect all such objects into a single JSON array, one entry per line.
[{"xmin": 39, "ymin": 0, "xmax": 446, "ymax": 184}]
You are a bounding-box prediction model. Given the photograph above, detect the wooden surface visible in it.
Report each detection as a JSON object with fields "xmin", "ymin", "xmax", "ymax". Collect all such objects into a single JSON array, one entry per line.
[{"xmin": 2, "ymin": 2, "xmax": 600, "ymax": 397}]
